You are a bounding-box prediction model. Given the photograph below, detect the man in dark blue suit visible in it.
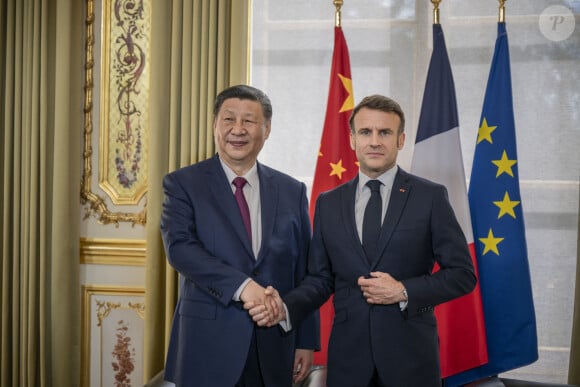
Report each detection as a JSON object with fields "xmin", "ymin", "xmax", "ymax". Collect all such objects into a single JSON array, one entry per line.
[
  {"xmin": 160, "ymin": 85, "xmax": 319, "ymax": 387},
  {"xmin": 248, "ymin": 95, "xmax": 476, "ymax": 387}
]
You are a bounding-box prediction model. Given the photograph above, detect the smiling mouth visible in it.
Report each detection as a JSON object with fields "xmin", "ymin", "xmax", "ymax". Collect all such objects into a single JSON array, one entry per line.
[{"xmin": 229, "ymin": 140, "xmax": 248, "ymax": 147}]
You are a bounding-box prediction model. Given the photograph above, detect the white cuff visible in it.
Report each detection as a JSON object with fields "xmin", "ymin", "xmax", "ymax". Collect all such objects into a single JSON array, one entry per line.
[{"xmin": 279, "ymin": 303, "xmax": 292, "ymax": 332}]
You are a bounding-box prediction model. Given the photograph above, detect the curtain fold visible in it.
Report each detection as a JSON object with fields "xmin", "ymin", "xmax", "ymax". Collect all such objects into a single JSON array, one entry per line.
[
  {"xmin": 0, "ymin": 0, "xmax": 82, "ymax": 386},
  {"xmin": 144, "ymin": 0, "xmax": 251, "ymax": 381},
  {"xmin": 569, "ymin": 188, "xmax": 580, "ymax": 385}
]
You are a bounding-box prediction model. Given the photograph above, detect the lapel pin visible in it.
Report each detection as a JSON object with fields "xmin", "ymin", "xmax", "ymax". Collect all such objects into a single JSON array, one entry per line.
[{"xmin": 399, "ymin": 188, "xmax": 406, "ymax": 193}]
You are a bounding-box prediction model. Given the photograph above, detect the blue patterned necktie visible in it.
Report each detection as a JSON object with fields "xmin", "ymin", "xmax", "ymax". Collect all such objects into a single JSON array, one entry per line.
[{"xmin": 362, "ymin": 180, "xmax": 382, "ymax": 261}]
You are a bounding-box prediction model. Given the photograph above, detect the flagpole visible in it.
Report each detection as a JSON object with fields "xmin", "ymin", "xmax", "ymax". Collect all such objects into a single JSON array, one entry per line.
[
  {"xmin": 498, "ymin": 0, "xmax": 506, "ymax": 23},
  {"xmin": 431, "ymin": 0, "xmax": 441, "ymax": 25},
  {"xmin": 333, "ymin": 0, "xmax": 343, "ymax": 27}
]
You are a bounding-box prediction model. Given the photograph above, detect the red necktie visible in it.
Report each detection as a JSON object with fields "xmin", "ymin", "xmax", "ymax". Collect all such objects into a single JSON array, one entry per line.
[{"xmin": 233, "ymin": 177, "xmax": 252, "ymax": 242}]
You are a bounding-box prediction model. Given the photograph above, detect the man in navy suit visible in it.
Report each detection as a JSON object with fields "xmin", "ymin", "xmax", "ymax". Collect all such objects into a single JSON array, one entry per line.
[
  {"xmin": 160, "ymin": 85, "xmax": 319, "ymax": 387},
  {"xmin": 248, "ymin": 95, "xmax": 476, "ymax": 387}
]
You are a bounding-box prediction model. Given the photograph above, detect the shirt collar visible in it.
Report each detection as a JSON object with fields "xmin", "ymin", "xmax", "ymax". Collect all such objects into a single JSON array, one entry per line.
[
  {"xmin": 357, "ymin": 165, "xmax": 398, "ymax": 193},
  {"xmin": 220, "ymin": 159, "xmax": 259, "ymax": 188}
]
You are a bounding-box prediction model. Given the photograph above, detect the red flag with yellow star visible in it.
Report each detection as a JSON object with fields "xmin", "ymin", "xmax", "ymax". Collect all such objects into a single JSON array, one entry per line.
[{"xmin": 310, "ymin": 26, "xmax": 357, "ymax": 365}]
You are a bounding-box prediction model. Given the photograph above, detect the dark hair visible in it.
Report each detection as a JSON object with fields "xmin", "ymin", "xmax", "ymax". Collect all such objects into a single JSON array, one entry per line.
[
  {"xmin": 349, "ymin": 95, "xmax": 405, "ymax": 134},
  {"xmin": 213, "ymin": 85, "xmax": 273, "ymax": 121}
]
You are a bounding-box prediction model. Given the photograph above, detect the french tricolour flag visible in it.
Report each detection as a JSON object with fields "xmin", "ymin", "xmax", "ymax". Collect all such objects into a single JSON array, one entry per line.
[{"xmin": 410, "ymin": 23, "xmax": 488, "ymax": 379}]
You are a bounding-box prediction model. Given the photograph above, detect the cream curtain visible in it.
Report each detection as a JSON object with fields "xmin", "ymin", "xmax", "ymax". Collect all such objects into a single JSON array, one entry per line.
[
  {"xmin": 570, "ymin": 188, "xmax": 580, "ymax": 385},
  {"xmin": 0, "ymin": 0, "xmax": 82, "ymax": 386},
  {"xmin": 144, "ymin": 0, "xmax": 251, "ymax": 380}
]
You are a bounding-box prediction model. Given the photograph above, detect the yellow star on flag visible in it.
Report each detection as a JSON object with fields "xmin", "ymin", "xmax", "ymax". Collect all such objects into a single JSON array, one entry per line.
[
  {"xmin": 492, "ymin": 150, "xmax": 517, "ymax": 177},
  {"xmin": 338, "ymin": 74, "xmax": 354, "ymax": 113},
  {"xmin": 493, "ymin": 191, "xmax": 520, "ymax": 219},
  {"xmin": 329, "ymin": 159, "xmax": 347, "ymax": 180},
  {"xmin": 479, "ymin": 228, "xmax": 504, "ymax": 256},
  {"xmin": 477, "ymin": 117, "xmax": 497, "ymax": 144}
]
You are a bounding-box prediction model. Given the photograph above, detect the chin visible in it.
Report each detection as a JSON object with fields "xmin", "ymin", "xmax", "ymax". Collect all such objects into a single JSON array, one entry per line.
[{"xmin": 366, "ymin": 163, "xmax": 388, "ymax": 171}]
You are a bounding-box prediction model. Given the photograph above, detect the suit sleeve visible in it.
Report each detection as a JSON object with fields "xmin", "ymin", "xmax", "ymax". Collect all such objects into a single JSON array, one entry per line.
[
  {"xmin": 160, "ymin": 172, "xmax": 248, "ymax": 306},
  {"xmin": 285, "ymin": 194, "xmax": 335, "ymax": 329},
  {"xmin": 293, "ymin": 183, "xmax": 321, "ymax": 351},
  {"xmin": 402, "ymin": 184, "xmax": 477, "ymax": 318}
]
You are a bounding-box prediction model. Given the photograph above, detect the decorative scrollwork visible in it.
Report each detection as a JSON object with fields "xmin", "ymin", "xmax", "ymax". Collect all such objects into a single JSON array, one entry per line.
[
  {"xmin": 95, "ymin": 300, "xmax": 122, "ymax": 327},
  {"xmin": 112, "ymin": 0, "xmax": 146, "ymax": 189},
  {"xmin": 81, "ymin": 0, "xmax": 147, "ymax": 226},
  {"xmin": 128, "ymin": 302, "xmax": 145, "ymax": 320}
]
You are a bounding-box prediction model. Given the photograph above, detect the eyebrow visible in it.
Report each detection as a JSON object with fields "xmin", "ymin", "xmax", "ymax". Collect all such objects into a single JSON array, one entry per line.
[
  {"xmin": 221, "ymin": 109, "xmax": 259, "ymax": 119},
  {"xmin": 357, "ymin": 127, "xmax": 394, "ymax": 132}
]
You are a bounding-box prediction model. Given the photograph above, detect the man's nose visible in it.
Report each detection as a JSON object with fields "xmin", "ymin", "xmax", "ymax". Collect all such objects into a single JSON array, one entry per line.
[
  {"xmin": 369, "ymin": 132, "xmax": 381, "ymax": 145},
  {"xmin": 231, "ymin": 119, "xmax": 247, "ymax": 134}
]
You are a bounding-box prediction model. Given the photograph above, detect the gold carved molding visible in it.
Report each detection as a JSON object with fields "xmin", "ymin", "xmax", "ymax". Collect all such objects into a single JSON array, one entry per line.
[
  {"xmin": 80, "ymin": 237, "xmax": 146, "ymax": 266},
  {"xmin": 81, "ymin": 0, "xmax": 148, "ymax": 226},
  {"xmin": 95, "ymin": 300, "xmax": 145, "ymax": 326},
  {"xmin": 98, "ymin": 0, "xmax": 150, "ymax": 204},
  {"xmin": 81, "ymin": 285, "xmax": 145, "ymax": 387}
]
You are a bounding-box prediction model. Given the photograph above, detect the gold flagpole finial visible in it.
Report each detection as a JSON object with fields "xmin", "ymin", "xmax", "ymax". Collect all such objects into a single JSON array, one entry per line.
[
  {"xmin": 333, "ymin": 0, "xmax": 343, "ymax": 27},
  {"xmin": 498, "ymin": 0, "xmax": 506, "ymax": 23},
  {"xmin": 431, "ymin": 0, "xmax": 441, "ymax": 25}
]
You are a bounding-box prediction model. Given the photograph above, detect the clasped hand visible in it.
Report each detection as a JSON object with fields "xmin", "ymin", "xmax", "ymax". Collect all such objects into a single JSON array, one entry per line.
[
  {"xmin": 241, "ymin": 281, "xmax": 286, "ymax": 327},
  {"xmin": 358, "ymin": 271, "xmax": 406, "ymax": 304},
  {"xmin": 240, "ymin": 282, "xmax": 311, "ymax": 383},
  {"xmin": 241, "ymin": 271, "xmax": 405, "ymax": 327}
]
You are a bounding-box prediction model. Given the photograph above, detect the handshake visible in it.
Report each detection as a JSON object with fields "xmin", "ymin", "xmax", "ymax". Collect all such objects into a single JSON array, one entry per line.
[
  {"xmin": 239, "ymin": 272, "xmax": 405, "ymax": 327},
  {"xmin": 240, "ymin": 280, "xmax": 287, "ymax": 328}
]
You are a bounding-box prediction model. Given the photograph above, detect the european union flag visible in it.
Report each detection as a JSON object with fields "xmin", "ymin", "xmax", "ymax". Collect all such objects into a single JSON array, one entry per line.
[{"xmin": 444, "ymin": 22, "xmax": 538, "ymax": 386}]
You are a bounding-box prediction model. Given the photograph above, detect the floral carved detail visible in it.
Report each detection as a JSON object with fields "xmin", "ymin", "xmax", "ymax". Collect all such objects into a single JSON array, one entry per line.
[
  {"xmin": 96, "ymin": 300, "xmax": 121, "ymax": 327},
  {"xmin": 111, "ymin": 320, "xmax": 136, "ymax": 387},
  {"xmin": 128, "ymin": 302, "xmax": 145, "ymax": 320},
  {"xmin": 113, "ymin": 0, "xmax": 146, "ymax": 189}
]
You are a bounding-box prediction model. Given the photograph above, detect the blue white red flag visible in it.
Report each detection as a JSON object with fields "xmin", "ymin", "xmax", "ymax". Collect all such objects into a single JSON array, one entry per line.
[{"xmin": 411, "ymin": 23, "xmax": 488, "ymax": 379}]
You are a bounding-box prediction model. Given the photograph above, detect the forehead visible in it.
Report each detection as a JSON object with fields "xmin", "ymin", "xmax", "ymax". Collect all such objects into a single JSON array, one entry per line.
[
  {"xmin": 354, "ymin": 107, "xmax": 400, "ymax": 129},
  {"xmin": 219, "ymin": 98, "xmax": 264, "ymax": 117}
]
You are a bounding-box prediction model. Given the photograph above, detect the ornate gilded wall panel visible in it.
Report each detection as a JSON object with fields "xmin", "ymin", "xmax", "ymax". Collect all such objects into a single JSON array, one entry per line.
[
  {"xmin": 82, "ymin": 0, "xmax": 150, "ymax": 226},
  {"xmin": 81, "ymin": 285, "xmax": 145, "ymax": 387}
]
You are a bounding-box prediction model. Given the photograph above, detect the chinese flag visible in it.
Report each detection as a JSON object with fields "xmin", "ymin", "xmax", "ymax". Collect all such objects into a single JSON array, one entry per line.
[{"xmin": 310, "ymin": 26, "xmax": 357, "ymax": 365}]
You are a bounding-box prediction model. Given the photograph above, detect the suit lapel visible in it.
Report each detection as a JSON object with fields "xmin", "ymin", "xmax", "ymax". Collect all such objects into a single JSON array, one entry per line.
[
  {"xmin": 206, "ymin": 156, "xmax": 254, "ymax": 258},
  {"xmin": 372, "ymin": 169, "xmax": 411, "ymax": 267},
  {"xmin": 256, "ymin": 164, "xmax": 276, "ymax": 263},
  {"xmin": 340, "ymin": 177, "xmax": 368, "ymax": 266}
]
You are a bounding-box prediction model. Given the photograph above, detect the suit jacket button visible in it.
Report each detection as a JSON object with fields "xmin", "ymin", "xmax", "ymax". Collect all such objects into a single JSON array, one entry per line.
[{"xmin": 252, "ymin": 270, "xmax": 260, "ymax": 276}]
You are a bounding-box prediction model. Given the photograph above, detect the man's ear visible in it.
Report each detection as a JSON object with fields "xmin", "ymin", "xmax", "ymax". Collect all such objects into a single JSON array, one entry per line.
[{"xmin": 398, "ymin": 133, "xmax": 406, "ymax": 149}]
